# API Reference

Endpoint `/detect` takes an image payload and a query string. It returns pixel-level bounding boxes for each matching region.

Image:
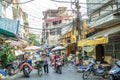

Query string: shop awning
[77,37,108,47]
[89,25,120,38]
[77,25,120,47]
[0,28,17,38]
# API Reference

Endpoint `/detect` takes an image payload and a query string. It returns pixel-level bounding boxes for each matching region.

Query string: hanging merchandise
[83,45,96,53]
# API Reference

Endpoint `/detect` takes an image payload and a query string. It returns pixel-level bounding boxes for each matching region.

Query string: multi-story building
[0,0,29,39]
[84,0,120,63]
[42,7,70,46]
[0,0,29,49]
[0,0,20,38]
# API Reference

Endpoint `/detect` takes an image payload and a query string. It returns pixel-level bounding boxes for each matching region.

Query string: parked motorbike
[82,59,111,80]
[5,62,17,76]
[109,61,120,80]
[55,58,62,74]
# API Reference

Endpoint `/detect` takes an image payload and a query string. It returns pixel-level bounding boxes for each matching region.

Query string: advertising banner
[0,18,20,35]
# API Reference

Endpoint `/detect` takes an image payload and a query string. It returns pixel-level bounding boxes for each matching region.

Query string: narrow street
[14,65,109,80]
[14,65,81,80]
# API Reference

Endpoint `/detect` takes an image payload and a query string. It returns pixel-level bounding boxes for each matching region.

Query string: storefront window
[105,35,120,59]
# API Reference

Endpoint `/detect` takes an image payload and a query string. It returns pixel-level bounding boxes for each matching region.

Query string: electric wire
[50,0,118,5]
[3,0,34,4]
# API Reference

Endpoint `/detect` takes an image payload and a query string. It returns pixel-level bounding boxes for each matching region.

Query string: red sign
[46,16,69,23]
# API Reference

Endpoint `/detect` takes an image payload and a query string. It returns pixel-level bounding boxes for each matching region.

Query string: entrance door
[96,44,104,61]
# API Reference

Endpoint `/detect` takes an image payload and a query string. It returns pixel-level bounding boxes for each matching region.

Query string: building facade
[86,0,120,63]
[42,7,70,46]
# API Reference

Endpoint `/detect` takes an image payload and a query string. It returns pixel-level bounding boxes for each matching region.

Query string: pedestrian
[76,49,83,66]
[42,53,49,74]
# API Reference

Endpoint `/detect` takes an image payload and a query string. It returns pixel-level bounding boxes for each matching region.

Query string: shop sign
[46,16,69,23]
[0,18,20,35]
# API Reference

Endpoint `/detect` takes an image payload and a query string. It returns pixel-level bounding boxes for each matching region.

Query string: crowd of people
[17,48,90,75]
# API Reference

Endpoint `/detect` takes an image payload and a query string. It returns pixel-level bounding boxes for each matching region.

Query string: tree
[28,33,40,46]
[1,43,15,68]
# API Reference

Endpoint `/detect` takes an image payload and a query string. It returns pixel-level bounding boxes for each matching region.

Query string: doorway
[96,44,104,61]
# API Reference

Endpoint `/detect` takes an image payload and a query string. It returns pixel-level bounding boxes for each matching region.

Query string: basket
[35,60,44,68]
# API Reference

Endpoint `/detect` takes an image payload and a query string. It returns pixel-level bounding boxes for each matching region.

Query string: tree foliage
[28,33,40,46]
[1,43,15,68]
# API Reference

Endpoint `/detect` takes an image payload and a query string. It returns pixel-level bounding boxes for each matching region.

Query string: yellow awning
[77,37,108,47]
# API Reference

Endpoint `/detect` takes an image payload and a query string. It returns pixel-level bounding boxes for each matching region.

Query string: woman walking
[42,53,49,74]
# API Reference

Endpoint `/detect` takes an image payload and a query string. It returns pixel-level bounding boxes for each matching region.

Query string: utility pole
[50,0,82,51]
[74,0,81,51]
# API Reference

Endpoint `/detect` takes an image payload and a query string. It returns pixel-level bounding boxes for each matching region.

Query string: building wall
[0,0,29,39]
[86,0,120,63]
[43,7,70,46]
[87,0,111,15]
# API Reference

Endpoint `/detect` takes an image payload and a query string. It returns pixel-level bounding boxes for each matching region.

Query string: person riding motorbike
[19,58,33,72]
[51,52,60,68]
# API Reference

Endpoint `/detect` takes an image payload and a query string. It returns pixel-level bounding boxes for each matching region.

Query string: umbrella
[23,46,41,51]
[51,46,66,51]
[10,41,22,47]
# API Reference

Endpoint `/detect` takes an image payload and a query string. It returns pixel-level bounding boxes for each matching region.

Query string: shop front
[77,25,120,63]
[66,42,76,56]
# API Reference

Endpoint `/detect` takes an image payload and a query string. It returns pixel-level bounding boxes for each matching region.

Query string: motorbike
[5,62,16,76]
[109,61,120,80]
[55,58,62,74]
[20,62,33,77]
[82,59,111,80]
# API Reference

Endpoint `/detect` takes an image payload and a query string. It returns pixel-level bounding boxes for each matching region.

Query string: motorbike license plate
[25,68,28,70]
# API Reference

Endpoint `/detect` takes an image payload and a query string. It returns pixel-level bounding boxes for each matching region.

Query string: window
[57,28,61,35]
[100,5,112,17]
[53,21,58,25]
[91,12,99,21]
[50,28,56,35]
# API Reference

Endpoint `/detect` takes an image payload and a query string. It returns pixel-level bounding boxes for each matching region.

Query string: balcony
[90,14,120,28]
[89,0,120,28]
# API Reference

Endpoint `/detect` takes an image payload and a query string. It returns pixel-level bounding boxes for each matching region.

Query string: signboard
[46,16,69,23]
[0,18,20,35]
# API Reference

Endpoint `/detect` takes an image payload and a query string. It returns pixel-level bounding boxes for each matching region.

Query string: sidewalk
[2,69,20,80]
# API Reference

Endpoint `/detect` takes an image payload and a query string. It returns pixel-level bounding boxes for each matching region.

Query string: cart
[35,60,44,77]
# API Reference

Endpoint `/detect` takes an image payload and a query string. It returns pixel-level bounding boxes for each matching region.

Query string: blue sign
[0,18,20,35]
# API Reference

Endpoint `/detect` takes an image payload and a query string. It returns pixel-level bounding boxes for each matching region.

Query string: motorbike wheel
[38,67,43,77]
[23,66,29,77]
[82,71,91,80]
[58,66,62,74]
[109,76,114,80]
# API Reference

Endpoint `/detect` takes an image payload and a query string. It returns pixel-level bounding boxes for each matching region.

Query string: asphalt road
[14,65,109,80]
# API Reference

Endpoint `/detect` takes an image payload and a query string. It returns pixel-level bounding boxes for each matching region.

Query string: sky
[20,0,87,34]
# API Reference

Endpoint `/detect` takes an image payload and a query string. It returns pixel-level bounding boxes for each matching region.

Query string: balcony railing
[89,0,120,28]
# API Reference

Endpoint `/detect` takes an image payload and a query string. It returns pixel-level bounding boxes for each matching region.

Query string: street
[14,65,109,80]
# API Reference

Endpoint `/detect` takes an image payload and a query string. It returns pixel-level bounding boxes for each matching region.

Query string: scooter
[82,59,111,80]
[109,61,120,80]
[20,62,33,77]
[55,58,62,74]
